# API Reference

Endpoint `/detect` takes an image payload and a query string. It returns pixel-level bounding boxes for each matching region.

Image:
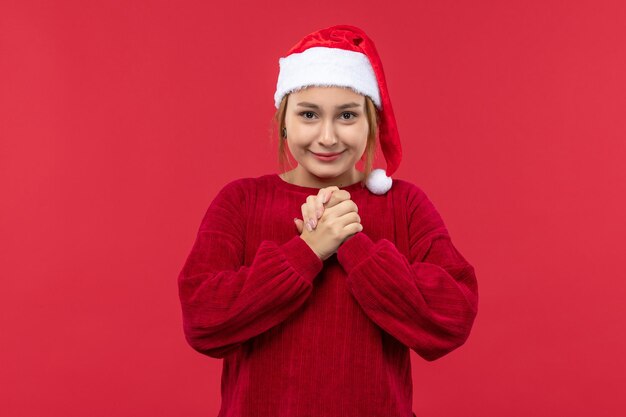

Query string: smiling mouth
[310,150,344,162]
[311,151,345,156]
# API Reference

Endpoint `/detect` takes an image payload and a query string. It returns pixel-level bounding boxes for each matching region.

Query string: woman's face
[284,86,369,186]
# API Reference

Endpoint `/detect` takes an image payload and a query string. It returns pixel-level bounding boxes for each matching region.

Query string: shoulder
[391,178,429,207]
[214,176,257,197]
[392,178,448,230]
[224,173,276,190]
[212,173,278,204]
[206,178,251,214]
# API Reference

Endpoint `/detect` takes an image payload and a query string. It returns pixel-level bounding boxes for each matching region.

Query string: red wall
[1,1,624,416]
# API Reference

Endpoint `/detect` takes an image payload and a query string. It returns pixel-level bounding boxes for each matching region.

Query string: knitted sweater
[177,173,479,417]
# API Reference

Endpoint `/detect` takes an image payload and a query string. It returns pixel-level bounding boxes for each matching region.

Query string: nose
[318,119,338,147]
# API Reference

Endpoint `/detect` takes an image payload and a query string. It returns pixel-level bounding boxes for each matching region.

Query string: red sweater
[177,173,478,417]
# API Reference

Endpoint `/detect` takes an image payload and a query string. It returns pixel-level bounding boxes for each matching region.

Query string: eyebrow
[296,101,362,110]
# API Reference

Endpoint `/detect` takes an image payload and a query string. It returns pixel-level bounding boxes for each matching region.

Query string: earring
[282,127,287,138]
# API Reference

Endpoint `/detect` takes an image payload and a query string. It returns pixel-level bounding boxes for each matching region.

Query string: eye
[299,111,317,119]
[340,112,357,120]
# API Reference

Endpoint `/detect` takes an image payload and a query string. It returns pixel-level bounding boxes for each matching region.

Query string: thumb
[294,218,304,234]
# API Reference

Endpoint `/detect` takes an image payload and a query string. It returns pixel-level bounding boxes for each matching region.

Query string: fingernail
[311,218,317,228]
[306,221,313,232]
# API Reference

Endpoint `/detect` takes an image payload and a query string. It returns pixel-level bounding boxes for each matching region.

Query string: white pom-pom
[365,168,393,195]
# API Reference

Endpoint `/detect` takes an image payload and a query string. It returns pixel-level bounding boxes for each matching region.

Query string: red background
[1,1,625,416]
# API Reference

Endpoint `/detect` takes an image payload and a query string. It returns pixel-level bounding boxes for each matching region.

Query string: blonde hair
[272,92,379,184]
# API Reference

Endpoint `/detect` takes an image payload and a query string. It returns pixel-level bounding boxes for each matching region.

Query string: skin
[279,86,368,259]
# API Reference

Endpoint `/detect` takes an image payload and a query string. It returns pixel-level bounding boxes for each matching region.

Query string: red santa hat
[274,24,402,195]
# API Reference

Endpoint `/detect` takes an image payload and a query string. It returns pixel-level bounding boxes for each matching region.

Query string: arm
[177,180,324,358]
[336,184,478,361]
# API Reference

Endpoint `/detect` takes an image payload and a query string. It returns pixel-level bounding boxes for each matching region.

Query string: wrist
[300,234,324,260]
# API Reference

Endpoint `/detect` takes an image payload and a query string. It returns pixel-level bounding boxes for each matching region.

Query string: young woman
[178,24,479,417]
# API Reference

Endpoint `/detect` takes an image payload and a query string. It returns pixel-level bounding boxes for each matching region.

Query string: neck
[281,167,364,189]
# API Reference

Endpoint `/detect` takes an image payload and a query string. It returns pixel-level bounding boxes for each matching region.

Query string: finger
[316,190,326,218]
[306,195,318,229]
[315,187,335,219]
[336,211,361,230]
[301,203,312,232]
[312,189,335,225]
[294,218,303,234]
[320,186,340,205]
[309,204,318,229]
[342,221,363,237]
[346,222,364,236]
[324,189,351,208]
[300,209,313,231]
[323,198,359,218]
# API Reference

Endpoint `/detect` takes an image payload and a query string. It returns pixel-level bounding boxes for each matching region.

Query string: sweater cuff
[336,232,377,274]
[280,235,324,284]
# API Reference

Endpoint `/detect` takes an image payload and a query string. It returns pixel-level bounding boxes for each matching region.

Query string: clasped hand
[294,186,363,261]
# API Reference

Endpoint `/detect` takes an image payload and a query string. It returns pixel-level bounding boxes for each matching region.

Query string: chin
[312,167,350,181]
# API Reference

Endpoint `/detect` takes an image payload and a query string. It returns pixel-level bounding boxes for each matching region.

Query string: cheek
[286,127,314,155]
[290,123,318,140]
[343,123,369,145]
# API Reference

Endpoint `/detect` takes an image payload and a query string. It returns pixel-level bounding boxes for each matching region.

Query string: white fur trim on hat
[274,47,381,109]
[365,168,392,195]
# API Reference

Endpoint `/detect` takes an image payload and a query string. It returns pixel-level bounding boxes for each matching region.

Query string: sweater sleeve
[177,180,324,359]
[335,184,479,361]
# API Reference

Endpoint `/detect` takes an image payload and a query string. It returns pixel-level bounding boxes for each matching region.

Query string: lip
[310,150,345,161]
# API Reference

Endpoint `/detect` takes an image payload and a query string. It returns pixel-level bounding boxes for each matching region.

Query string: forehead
[290,86,365,104]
